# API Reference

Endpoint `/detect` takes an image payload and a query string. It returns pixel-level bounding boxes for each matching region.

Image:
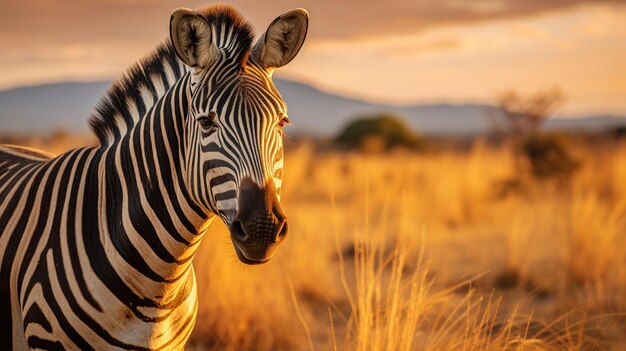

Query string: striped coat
[0,5,308,350]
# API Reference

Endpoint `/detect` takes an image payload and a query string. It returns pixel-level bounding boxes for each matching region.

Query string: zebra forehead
[209,95,286,121]
[200,74,287,116]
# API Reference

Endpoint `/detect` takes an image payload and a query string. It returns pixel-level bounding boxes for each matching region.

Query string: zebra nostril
[230,220,248,242]
[272,205,285,222]
[277,220,288,240]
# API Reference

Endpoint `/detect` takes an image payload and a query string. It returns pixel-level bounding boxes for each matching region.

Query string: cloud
[0,0,624,116]
[229,0,623,40]
[383,38,464,56]
[0,0,621,75]
[309,35,464,58]
[1,0,622,45]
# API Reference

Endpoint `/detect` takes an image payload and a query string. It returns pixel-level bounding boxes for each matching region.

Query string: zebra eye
[198,111,217,130]
[278,117,290,128]
[198,117,214,129]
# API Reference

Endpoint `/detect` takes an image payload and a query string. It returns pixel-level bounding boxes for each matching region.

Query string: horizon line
[0,78,624,119]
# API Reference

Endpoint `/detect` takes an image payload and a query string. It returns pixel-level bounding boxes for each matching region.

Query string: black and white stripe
[0,5,308,350]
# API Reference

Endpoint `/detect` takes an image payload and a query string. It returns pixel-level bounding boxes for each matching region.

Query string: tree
[492,88,578,182]
[335,113,423,152]
[493,88,564,137]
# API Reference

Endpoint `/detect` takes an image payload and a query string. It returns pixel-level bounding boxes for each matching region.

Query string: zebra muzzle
[229,178,287,264]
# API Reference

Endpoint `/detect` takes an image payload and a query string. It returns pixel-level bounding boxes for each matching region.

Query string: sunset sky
[1,0,624,116]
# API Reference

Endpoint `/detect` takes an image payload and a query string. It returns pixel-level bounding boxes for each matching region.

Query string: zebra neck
[96,74,212,287]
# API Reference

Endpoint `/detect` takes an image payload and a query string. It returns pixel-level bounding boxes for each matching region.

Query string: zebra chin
[227,177,288,265]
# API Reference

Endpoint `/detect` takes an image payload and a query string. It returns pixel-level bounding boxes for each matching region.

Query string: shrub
[611,125,626,140]
[517,134,579,180]
[335,113,423,152]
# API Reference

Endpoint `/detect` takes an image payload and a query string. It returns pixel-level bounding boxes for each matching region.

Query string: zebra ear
[170,8,214,68]
[252,9,309,71]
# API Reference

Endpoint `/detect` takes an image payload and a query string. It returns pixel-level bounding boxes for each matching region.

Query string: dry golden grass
[189,140,626,350]
[10,134,626,350]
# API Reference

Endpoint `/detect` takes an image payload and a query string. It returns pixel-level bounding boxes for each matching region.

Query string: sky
[0,0,625,116]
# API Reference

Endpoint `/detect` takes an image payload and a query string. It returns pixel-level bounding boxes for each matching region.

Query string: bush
[335,114,423,152]
[611,125,626,140]
[517,134,579,180]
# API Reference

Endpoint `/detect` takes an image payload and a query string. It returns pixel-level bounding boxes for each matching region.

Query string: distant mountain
[543,115,626,132]
[1,80,625,136]
[275,80,500,135]
[0,82,110,133]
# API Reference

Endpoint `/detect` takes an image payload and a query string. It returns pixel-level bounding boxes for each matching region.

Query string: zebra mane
[89,5,255,144]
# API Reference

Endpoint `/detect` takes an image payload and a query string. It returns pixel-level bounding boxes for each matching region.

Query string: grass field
[8,133,626,350]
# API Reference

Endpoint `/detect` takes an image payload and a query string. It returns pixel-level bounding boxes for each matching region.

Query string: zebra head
[169,6,308,264]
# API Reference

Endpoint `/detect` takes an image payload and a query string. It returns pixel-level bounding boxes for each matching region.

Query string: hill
[1,80,624,136]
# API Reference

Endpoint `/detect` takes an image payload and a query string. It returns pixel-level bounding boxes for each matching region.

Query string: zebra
[0,5,308,350]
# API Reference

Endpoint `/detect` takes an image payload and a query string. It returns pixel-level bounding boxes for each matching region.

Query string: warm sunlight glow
[0,2,624,116]
[284,4,626,115]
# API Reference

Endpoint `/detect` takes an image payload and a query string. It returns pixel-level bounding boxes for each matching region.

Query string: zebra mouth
[231,239,272,265]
